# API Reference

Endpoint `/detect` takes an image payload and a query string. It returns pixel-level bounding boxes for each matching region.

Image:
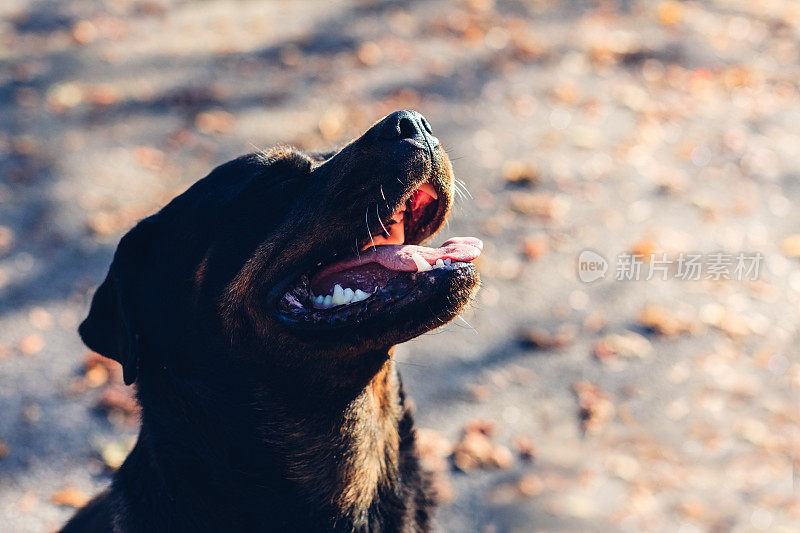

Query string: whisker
[454,178,473,199]
[376,204,390,236]
[393,361,432,368]
[453,181,469,204]
[457,315,478,334]
[366,209,376,250]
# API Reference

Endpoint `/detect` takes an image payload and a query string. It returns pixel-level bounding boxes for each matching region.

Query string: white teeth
[411,252,432,272]
[331,284,346,305]
[311,287,372,309]
[420,182,438,200]
[429,258,453,270]
[354,289,370,301]
[343,287,354,304]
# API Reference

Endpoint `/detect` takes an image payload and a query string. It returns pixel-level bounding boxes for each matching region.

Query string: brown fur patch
[336,359,401,521]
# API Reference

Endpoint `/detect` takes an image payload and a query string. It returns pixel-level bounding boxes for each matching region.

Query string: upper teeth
[313,284,372,309]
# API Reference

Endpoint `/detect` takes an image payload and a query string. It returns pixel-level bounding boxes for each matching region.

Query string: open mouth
[276,179,482,328]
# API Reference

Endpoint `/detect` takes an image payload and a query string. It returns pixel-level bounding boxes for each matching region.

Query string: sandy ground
[1,0,800,531]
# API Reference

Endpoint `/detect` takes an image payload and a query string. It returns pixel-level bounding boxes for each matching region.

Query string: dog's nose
[377,110,439,148]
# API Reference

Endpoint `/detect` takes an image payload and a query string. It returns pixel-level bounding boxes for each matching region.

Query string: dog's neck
[119,354,412,530]
[276,360,403,524]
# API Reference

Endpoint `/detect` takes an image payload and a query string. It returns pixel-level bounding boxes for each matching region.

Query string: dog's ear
[79,216,158,385]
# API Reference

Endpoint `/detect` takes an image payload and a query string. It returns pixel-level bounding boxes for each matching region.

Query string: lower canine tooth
[323,295,332,307]
[332,284,346,305]
[411,252,432,272]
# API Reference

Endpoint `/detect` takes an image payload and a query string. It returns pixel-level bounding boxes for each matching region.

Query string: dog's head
[79,111,481,401]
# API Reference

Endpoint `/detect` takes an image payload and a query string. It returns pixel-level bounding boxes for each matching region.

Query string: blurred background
[1,0,800,531]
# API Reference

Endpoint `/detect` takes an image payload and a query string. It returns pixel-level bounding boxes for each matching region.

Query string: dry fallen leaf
[510,192,569,221]
[451,419,513,472]
[699,304,751,339]
[51,488,89,508]
[574,381,615,435]
[462,419,497,436]
[521,236,549,260]
[86,84,120,107]
[637,305,697,337]
[513,435,536,461]
[195,110,235,135]
[519,327,573,350]
[502,160,541,186]
[593,332,653,361]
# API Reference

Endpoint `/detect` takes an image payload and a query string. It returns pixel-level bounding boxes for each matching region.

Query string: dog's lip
[275,262,478,331]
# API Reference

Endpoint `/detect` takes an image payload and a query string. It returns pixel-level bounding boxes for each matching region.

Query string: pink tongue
[370,236,483,270]
[313,237,483,282]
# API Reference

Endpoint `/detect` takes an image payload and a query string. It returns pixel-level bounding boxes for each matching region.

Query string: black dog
[62,111,482,532]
